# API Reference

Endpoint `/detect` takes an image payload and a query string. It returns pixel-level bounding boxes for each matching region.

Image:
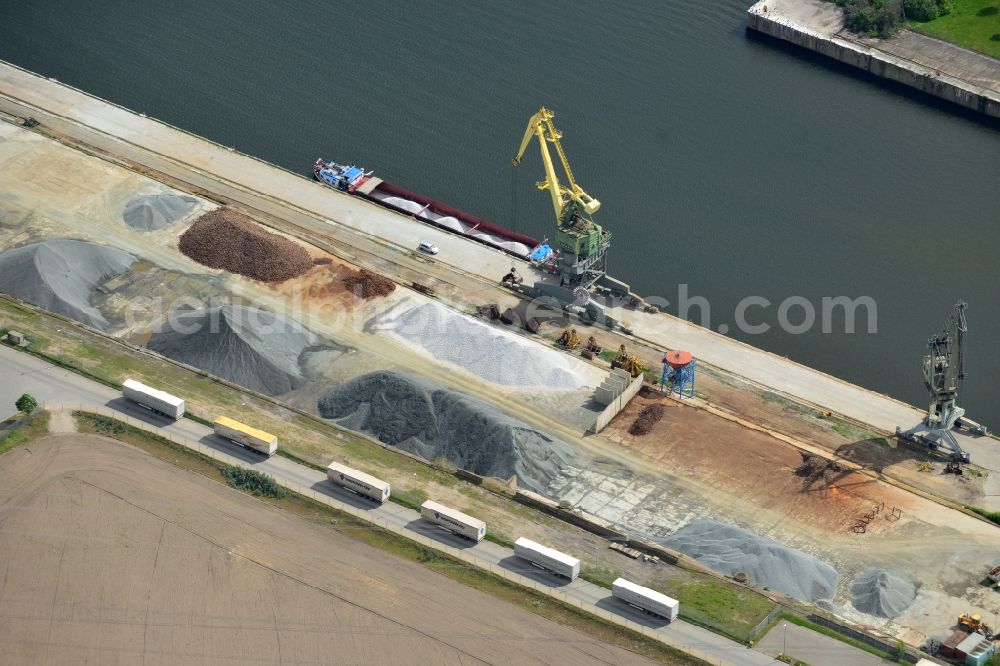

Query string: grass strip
[0,411,51,455]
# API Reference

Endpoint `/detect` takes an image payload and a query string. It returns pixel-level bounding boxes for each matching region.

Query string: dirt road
[0,434,659,665]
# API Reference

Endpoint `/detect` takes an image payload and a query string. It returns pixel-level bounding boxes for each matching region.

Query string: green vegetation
[907,0,1000,58]
[392,486,428,510]
[653,575,777,642]
[221,465,287,498]
[83,413,127,435]
[777,655,811,666]
[902,0,954,20]
[827,0,999,55]
[580,567,621,589]
[15,393,38,415]
[967,505,1000,526]
[833,0,906,37]
[0,411,50,456]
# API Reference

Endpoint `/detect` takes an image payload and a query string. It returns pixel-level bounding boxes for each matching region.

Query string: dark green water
[2,1,998,424]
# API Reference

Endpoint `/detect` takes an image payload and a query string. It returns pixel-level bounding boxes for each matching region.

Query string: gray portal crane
[896,301,988,462]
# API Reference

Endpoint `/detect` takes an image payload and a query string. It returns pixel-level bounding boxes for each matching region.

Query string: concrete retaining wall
[746,2,1000,118]
[593,373,645,433]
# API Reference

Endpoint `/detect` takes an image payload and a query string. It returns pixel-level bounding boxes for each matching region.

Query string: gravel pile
[660,519,839,602]
[850,569,916,617]
[147,305,317,396]
[317,370,577,493]
[629,404,665,435]
[343,268,395,298]
[179,208,311,282]
[123,192,198,230]
[374,302,586,389]
[0,239,136,329]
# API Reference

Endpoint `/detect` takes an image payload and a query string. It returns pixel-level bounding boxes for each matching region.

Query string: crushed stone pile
[850,569,916,618]
[343,268,395,298]
[374,302,586,389]
[179,208,311,282]
[661,519,839,602]
[147,305,317,396]
[0,239,136,330]
[629,404,665,436]
[317,370,577,494]
[123,192,198,230]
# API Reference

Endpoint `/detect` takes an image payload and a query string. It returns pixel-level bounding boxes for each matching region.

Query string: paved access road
[0,344,776,666]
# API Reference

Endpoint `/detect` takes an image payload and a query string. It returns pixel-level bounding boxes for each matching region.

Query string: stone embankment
[747,0,1000,118]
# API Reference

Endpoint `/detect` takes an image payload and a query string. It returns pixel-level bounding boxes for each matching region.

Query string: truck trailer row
[120,380,678,621]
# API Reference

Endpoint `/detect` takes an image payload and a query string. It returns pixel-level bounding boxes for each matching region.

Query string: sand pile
[317,370,577,493]
[343,268,395,298]
[374,302,586,389]
[629,404,665,435]
[661,519,839,602]
[850,569,916,617]
[123,192,198,230]
[0,239,136,329]
[147,305,317,396]
[179,208,311,281]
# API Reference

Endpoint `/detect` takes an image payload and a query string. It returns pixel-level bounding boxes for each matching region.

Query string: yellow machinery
[959,613,992,637]
[612,344,645,379]
[557,328,581,350]
[513,107,612,288]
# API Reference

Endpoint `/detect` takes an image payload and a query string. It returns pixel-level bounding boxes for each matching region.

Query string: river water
[2,0,998,425]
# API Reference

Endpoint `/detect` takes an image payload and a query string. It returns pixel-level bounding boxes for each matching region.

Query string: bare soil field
[0,433,660,666]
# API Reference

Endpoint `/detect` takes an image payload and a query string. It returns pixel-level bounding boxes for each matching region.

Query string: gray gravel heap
[661,519,839,602]
[122,192,198,230]
[147,305,317,396]
[317,370,577,493]
[0,239,136,329]
[850,569,916,618]
[375,302,585,389]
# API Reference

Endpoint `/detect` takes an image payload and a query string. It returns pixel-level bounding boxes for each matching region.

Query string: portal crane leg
[895,424,970,463]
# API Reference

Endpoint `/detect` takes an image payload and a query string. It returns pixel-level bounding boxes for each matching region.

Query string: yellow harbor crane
[513,107,613,289]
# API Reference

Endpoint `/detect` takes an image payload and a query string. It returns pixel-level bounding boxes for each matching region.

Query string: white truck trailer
[213,416,278,456]
[326,461,390,503]
[612,577,679,621]
[420,500,486,542]
[122,378,185,419]
[513,537,580,580]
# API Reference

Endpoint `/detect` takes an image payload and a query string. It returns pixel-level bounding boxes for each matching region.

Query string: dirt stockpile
[317,371,577,494]
[660,519,839,602]
[850,569,916,617]
[179,208,311,281]
[0,239,136,330]
[374,302,587,389]
[123,192,198,230]
[629,404,665,436]
[343,268,395,298]
[147,305,317,396]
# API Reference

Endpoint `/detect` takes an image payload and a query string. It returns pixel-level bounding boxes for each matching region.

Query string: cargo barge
[314,158,547,261]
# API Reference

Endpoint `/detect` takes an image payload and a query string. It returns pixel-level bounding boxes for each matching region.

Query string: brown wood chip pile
[179,208,311,282]
[342,268,395,298]
[629,404,665,436]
